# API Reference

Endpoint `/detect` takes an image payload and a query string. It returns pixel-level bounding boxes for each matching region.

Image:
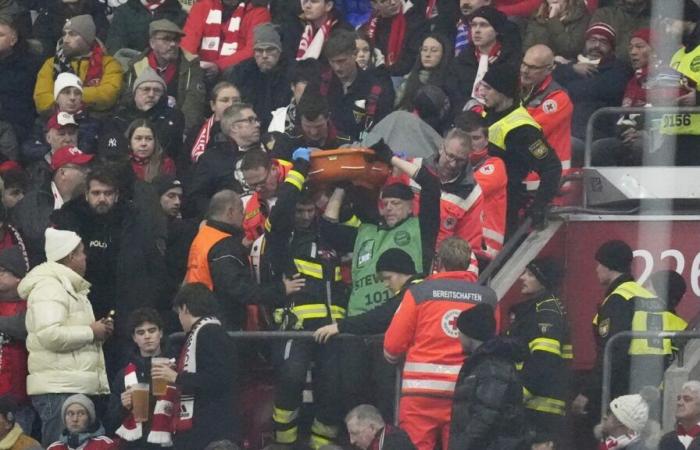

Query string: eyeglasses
[521,61,552,71]
[442,147,469,165]
[233,116,260,125]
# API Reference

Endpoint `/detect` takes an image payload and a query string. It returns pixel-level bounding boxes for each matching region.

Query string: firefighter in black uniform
[479,67,562,235]
[508,257,571,444]
[263,147,348,449]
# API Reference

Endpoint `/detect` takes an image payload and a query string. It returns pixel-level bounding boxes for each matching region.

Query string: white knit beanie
[44,228,81,262]
[54,72,83,100]
[610,394,649,433]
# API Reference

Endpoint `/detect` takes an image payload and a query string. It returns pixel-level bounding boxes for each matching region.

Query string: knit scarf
[115,362,175,446]
[296,16,337,61]
[190,115,216,162]
[598,432,639,450]
[424,0,437,18]
[173,317,221,433]
[148,51,177,86]
[471,42,502,98]
[367,0,410,67]
[199,1,247,62]
[53,40,105,86]
[141,0,166,11]
[454,19,469,56]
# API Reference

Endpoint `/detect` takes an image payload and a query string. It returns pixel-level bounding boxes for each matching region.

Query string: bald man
[521,45,574,183]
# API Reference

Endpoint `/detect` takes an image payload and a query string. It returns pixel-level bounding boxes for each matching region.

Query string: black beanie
[482,66,520,99]
[595,240,633,273]
[376,248,416,275]
[456,303,496,341]
[0,247,27,278]
[381,183,414,201]
[527,257,563,291]
[469,6,508,35]
[152,174,182,197]
[649,270,687,310]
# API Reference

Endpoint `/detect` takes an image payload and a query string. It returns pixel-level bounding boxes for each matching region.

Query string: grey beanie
[61,394,96,426]
[253,23,281,51]
[132,67,167,93]
[63,15,96,46]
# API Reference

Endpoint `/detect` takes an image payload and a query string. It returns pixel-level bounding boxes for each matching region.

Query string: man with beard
[590,0,651,64]
[34,15,123,114]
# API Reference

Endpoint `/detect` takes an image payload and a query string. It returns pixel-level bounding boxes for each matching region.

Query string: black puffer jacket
[0,47,40,143]
[448,337,528,450]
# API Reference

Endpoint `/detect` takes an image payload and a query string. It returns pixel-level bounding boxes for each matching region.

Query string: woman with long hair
[189,81,241,163]
[127,119,175,182]
[524,0,591,62]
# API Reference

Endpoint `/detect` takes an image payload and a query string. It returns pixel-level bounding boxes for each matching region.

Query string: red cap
[631,28,654,47]
[46,112,78,131]
[51,146,93,171]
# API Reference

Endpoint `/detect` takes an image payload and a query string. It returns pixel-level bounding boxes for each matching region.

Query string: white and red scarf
[471,42,502,99]
[173,317,221,433]
[366,0,412,67]
[141,0,167,11]
[200,1,247,62]
[191,115,216,162]
[115,362,175,446]
[296,16,337,61]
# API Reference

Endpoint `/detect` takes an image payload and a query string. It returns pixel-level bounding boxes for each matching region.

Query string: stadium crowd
[0,0,697,449]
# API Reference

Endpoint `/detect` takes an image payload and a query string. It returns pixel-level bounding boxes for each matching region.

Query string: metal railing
[169,331,402,425]
[600,330,700,419]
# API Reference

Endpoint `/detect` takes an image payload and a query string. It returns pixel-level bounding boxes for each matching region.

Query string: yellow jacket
[33,52,123,113]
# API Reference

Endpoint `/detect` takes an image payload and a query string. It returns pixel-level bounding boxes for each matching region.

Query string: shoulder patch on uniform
[528,140,549,159]
[692,56,700,72]
[543,99,558,114]
[598,318,610,338]
[539,323,553,334]
[479,163,495,175]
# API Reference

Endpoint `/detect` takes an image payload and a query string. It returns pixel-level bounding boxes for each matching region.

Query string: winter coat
[123,49,207,136]
[10,181,53,266]
[0,423,42,450]
[590,2,651,64]
[659,431,700,450]
[223,57,291,132]
[0,296,29,405]
[447,337,527,450]
[33,49,124,114]
[0,48,40,144]
[278,13,353,64]
[31,0,110,58]
[19,261,110,396]
[523,2,591,61]
[106,0,187,54]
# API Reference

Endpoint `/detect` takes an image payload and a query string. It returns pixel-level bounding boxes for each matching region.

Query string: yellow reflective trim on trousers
[285,170,305,191]
[273,407,299,424]
[275,427,298,444]
[562,344,573,359]
[529,337,562,356]
[342,215,361,228]
[522,387,565,416]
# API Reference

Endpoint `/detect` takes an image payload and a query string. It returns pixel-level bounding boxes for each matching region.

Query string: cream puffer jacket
[19,262,109,396]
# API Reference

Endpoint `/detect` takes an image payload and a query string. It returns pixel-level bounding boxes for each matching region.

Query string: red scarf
[84,43,105,87]
[199,1,247,62]
[147,51,177,86]
[677,423,700,437]
[141,0,166,11]
[296,16,336,60]
[474,41,502,64]
[115,362,175,446]
[425,0,437,18]
[622,67,648,107]
[191,115,216,162]
[367,9,406,67]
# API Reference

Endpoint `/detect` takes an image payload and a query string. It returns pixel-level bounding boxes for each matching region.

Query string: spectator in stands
[520,45,573,172]
[453,111,508,259]
[323,29,394,141]
[0,248,31,433]
[659,380,700,449]
[280,0,352,61]
[359,0,428,76]
[453,6,522,111]
[268,59,322,134]
[553,22,631,141]
[180,0,272,80]
[1,168,28,212]
[12,146,92,266]
[51,166,168,376]
[106,0,186,54]
[523,0,591,62]
[48,394,116,450]
[354,30,382,71]
[101,69,185,170]
[34,15,123,114]
[596,389,657,450]
[345,404,415,450]
[395,33,459,115]
[440,0,491,57]
[0,397,41,450]
[127,119,176,182]
[122,20,207,138]
[23,112,79,183]
[20,228,112,447]
[590,0,650,64]
[151,283,238,449]
[184,190,303,329]
[478,68,561,234]
[223,24,291,132]
[188,103,267,214]
[190,82,241,163]
[0,16,39,145]
[106,308,171,448]
[448,303,526,450]
[384,237,497,450]
[269,92,351,162]
[31,0,110,58]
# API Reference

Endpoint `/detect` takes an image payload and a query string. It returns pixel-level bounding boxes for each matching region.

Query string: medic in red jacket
[383,239,499,450]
